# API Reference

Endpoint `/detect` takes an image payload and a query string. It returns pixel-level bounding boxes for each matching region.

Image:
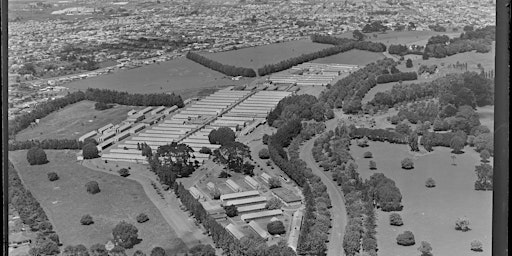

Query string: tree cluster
[388,44,424,56]
[474,163,493,191]
[147,142,199,188]
[186,51,256,77]
[376,71,418,84]
[362,21,389,33]
[212,142,254,176]
[10,139,84,151]
[113,221,140,249]
[267,94,326,127]
[366,173,403,211]
[350,127,408,145]
[208,127,236,146]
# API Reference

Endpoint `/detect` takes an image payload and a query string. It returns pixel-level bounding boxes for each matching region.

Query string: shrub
[83,143,100,159]
[224,205,238,217]
[27,147,49,165]
[401,158,414,169]
[150,247,166,256]
[95,102,113,110]
[479,149,490,163]
[268,177,282,188]
[265,197,283,210]
[218,171,231,178]
[389,213,403,226]
[258,148,270,159]
[212,189,221,200]
[80,214,94,225]
[418,241,433,256]
[396,231,415,246]
[363,151,373,158]
[118,168,130,177]
[455,217,470,231]
[267,220,286,235]
[85,181,101,194]
[136,213,149,223]
[47,172,59,181]
[369,160,377,170]
[425,178,436,188]
[199,147,212,154]
[357,137,369,147]
[470,240,483,252]
[262,134,270,145]
[406,58,413,68]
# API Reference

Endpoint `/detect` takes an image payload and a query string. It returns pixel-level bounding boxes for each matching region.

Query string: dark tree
[401,158,414,169]
[389,213,404,226]
[218,171,231,178]
[258,148,270,159]
[133,250,146,256]
[27,147,49,165]
[470,240,483,252]
[268,177,282,188]
[90,244,108,256]
[199,147,212,154]
[267,221,286,235]
[113,221,140,249]
[110,246,127,256]
[118,168,130,177]
[450,135,465,154]
[479,149,490,163]
[62,245,89,256]
[47,172,59,181]
[418,241,433,256]
[455,217,470,232]
[406,58,413,68]
[353,29,365,41]
[425,178,436,188]
[396,231,415,246]
[224,205,238,217]
[396,123,411,135]
[369,160,377,170]
[474,163,493,191]
[408,133,420,151]
[363,151,373,158]
[136,213,149,223]
[85,181,100,194]
[80,214,94,225]
[188,244,216,256]
[208,127,236,146]
[82,143,100,159]
[150,247,166,256]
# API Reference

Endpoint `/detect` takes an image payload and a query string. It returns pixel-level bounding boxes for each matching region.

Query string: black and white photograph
[2,1,508,256]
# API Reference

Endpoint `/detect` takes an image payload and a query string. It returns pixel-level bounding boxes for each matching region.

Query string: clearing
[8,150,187,255]
[350,142,492,256]
[15,100,141,141]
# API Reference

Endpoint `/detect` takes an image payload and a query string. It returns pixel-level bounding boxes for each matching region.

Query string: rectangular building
[244,176,260,189]
[287,210,304,252]
[226,179,241,192]
[98,123,114,134]
[248,221,270,240]
[78,130,97,142]
[225,223,245,240]
[224,196,267,207]
[220,190,260,202]
[240,210,283,222]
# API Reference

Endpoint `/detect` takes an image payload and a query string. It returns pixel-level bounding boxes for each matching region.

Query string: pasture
[203,40,332,69]
[310,49,386,66]
[8,150,187,255]
[350,142,492,256]
[63,57,253,99]
[15,100,140,141]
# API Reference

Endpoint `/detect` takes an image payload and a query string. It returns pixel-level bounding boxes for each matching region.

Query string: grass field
[15,100,141,141]
[476,105,494,131]
[349,142,492,256]
[311,49,386,66]
[331,30,461,46]
[9,150,187,255]
[63,57,253,99]
[203,40,332,69]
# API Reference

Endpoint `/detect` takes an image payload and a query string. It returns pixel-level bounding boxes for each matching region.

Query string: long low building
[224,196,267,207]
[78,130,97,142]
[248,221,271,240]
[240,209,283,222]
[287,209,304,252]
[225,223,245,240]
[220,190,260,202]
[237,203,267,214]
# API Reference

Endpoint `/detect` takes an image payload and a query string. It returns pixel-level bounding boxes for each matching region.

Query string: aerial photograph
[6,0,498,256]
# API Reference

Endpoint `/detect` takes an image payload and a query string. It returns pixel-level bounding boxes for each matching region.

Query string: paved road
[299,119,347,256]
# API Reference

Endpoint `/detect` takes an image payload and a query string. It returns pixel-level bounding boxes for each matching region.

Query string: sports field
[350,142,492,256]
[203,40,333,69]
[9,150,187,255]
[63,57,253,99]
[15,100,141,141]
[311,49,386,66]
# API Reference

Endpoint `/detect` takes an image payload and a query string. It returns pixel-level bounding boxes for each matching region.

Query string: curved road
[299,120,347,256]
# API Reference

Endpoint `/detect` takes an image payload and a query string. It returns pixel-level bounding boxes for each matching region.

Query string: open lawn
[15,100,141,141]
[350,142,492,256]
[476,105,494,131]
[63,57,253,99]
[9,150,187,255]
[311,49,386,66]
[203,40,332,69]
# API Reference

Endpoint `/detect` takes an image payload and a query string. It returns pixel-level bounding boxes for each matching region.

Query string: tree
[325,108,335,119]
[262,134,270,145]
[475,163,493,190]
[418,241,433,256]
[268,177,282,188]
[389,213,403,226]
[63,245,90,256]
[112,221,140,249]
[189,244,216,256]
[450,135,465,154]
[83,143,100,159]
[363,151,373,158]
[425,178,436,188]
[408,133,419,151]
[141,144,153,157]
[258,148,270,159]
[396,123,411,135]
[212,189,221,200]
[136,213,149,223]
[30,240,60,256]
[455,217,470,232]
[208,127,236,146]
[80,214,94,225]
[406,58,413,68]
[85,181,100,194]
[118,168,130,177]
[110,246,127,256]
[470,240,483,252]
[199,147,212,154]
[133,250,146,256]
[27,147,49,165]
[479,149,491,163]
[90,244,108,256]
[357,137,369,147]
[396,231,415,246]
[218,171,231,178]
[401,158,414,169]
[47,172,59,181]
[224,205,238,217]
[369,160,377,170]
[266,197,283,210]
[267,221,286,235]
[150,247,166,256]
[353,29,365,41]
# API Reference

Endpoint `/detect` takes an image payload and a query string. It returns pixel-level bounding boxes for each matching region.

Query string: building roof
[248,221,270,239]
[240,209,283,222]
[225,223,245,240]
[237,203,267,213]
[225,196,267,206]
[220,190,260,201]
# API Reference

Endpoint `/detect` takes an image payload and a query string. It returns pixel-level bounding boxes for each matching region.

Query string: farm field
[15,100,141,141]
[310,49,386,66]
[350,142,492,256]
[202,39,332,69]
[8,150,187,255]
[331,30,461,46]
[63,57,253,99]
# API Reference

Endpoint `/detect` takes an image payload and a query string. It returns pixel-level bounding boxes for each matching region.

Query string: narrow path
[299,119,347,256]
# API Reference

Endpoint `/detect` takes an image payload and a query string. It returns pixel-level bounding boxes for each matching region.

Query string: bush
[85,181,101,194]
[218,171,231,178]
[470,240,483,252]
[406,58,413,68]
[224,205,238,217]
[389,213,403,226]
[82,143,100,159]
[396,231,415,246]
[425,178,436,188]
[369,160,377,170]
[47,172,59,181]
[199,147,212,154]
[265,197,283,210]
[479,149,490,163]
[258,148,270,159]
[95,102,114,110]
[401,158,414,169]
[112,221,140,249]
[150,247,166,256]
[267,220,286,235]
[363,151,373,158]
[268,177,282,188]
[418,241,433,256]
[455,217,470,231]
[27,147,49,165]
[80,214,94,225]
[212,189,221,200]
[357,137,369,147]
[262,134,270,145]
[118,168,130,177]
[136,213,149,223]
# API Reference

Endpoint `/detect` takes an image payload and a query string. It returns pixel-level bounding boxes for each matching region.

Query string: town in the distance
[7,0,495,256]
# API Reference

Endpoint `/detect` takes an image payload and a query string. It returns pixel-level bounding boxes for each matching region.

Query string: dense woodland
[267,94,327,128]
[186,51,257,77]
